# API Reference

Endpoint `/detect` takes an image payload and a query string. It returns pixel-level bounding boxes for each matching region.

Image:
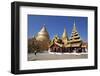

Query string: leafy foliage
[28,38,50,53]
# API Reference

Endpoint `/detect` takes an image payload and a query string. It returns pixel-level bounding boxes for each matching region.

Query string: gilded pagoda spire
[62,28,68,45]
[40,24,47,32]
[62,28,67,38]
[72,21,77,32]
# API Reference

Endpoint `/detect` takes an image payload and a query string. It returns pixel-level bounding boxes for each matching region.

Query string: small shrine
[49,35,65,53]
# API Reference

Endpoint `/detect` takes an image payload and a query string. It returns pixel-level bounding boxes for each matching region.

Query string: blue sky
[28,15,88,42]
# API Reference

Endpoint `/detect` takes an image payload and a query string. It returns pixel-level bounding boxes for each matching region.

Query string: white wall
[0,0,99,76]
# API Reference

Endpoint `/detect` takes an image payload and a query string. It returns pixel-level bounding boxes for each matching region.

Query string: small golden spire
[62,27,68,45]
[40,24,47,32]
[62,28,67,39]
[73,20,77,32]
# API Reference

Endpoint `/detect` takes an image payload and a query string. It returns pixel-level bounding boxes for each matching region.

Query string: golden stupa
[36,25,50,41]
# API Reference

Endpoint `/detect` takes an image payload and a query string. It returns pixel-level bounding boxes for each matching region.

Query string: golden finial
[62,27,67,38]
[73,20,77,32]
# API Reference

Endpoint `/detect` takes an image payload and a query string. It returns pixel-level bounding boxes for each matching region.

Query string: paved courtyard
[28,51,88,61]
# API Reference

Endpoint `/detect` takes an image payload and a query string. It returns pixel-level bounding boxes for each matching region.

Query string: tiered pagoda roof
[68,21,82,47]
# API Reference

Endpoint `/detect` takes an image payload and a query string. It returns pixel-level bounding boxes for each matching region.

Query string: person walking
[34,50,37,56]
